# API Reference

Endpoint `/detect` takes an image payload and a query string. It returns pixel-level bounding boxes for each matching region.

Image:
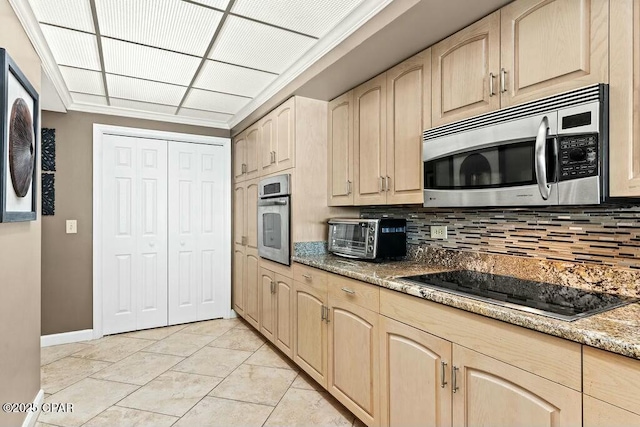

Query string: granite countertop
[292,253,640,360]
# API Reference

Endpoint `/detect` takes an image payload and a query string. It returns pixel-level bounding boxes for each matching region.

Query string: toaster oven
[327,218,406,261]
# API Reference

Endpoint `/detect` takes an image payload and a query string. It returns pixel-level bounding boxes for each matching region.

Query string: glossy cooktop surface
[400,270,638,321]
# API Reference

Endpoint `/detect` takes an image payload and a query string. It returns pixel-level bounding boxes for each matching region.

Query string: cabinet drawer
[584,346,640,415]
[293,264,327,292]
[584,395,640,426]
[329,274,379,313]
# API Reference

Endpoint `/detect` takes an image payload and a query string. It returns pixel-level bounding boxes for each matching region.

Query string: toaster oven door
[328,222,371,258]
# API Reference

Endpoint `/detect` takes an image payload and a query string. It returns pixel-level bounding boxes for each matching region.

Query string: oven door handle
[534,116,551,200]
[259,199,288,206]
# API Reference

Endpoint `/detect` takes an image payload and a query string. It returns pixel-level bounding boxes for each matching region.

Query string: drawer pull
[452,366,459,393]
[302,274,312,279]
[341,287,356,295]
[441,361,448,388]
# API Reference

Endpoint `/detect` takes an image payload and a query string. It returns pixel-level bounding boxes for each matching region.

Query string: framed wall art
[0,48,39,222]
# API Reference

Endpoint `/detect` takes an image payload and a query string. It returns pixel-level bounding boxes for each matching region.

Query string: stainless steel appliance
[423,84,609,207]
[258,174,291,266]
[400,270,637,321]
[328,218,406,261]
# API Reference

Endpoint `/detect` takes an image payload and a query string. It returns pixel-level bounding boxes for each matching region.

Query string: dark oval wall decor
[9,97,34,197]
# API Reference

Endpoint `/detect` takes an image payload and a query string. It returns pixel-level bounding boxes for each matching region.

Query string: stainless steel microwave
[328,218,406,261]
[422,84,608,207]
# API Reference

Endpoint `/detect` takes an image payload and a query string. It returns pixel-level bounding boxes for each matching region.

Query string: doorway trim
[93,123,231,339]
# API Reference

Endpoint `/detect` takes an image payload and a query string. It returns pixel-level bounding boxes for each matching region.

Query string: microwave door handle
[535,116,551,200]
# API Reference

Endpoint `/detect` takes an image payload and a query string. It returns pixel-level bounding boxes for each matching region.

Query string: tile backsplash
[361,205,640,269]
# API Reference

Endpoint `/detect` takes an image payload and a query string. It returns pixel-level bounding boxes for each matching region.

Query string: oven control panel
[558,134,598,181]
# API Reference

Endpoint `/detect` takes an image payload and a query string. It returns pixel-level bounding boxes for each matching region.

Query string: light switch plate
[66,220,78,234]
[430,225,447,239]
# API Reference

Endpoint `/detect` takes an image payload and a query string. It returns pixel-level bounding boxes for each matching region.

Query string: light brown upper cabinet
[354,73,388,205]
[327,91,354,206]
[274,97,296,173]
[233,130,247,182]
[432,11,500,127]
[432,0,609,126]
[386,49,431,204]
[500,0,608,107]
[245,124,260,181]
[259,115,275,176]
[609,0,640,197]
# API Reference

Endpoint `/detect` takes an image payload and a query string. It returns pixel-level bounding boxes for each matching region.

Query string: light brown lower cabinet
[452,344,582,427]
[292,280,328,388]
[379,315,452,427]
[328,297,379,427]
[244,249,260,329]
[259,268,293,358]
[583,395,640,427]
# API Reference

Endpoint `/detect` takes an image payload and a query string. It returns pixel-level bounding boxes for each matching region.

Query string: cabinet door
[259,116,275,176]
[354,73,387,205]
[500,0,608,108]
[386,49,430,205]
[293,280,328,388]
[232,245,245,316]
[274,98,295,172]
[379,316,452,427]
[584,395,640,427]
[328,297,379,426]
[244,249,260,329]
[609,0,640,197]
[260,268,275,342]
[327,91,354,206]
[233,182,245,246]
[233,131,246,182]
[245,180,259,251]
[274,275,293,358]
[245,125,260,180]
[432,11,500,126]
[452,344,581,427]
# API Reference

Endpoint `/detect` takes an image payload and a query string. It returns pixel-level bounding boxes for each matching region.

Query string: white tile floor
[37,318,363,427]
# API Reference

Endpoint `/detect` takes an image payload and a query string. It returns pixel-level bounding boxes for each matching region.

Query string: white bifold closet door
[103,134,168,335]
[168,142,226,324]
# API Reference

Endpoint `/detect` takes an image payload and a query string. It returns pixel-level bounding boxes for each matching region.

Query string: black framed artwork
[0,48,39,222]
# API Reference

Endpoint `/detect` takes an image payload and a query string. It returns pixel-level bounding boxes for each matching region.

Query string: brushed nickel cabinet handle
[452,366,459,393]
[385,176,390,192]
[270,280,275,294]
[302,274,312,280]
[325,306,331,323]
[489,72,496,96]
[500,68,507,93]
[379,176,385,192]
[271,151,276,164]
[321,305,325,321]
[346,180,352,195]
[341,287,356,294]
[441,361,448,388]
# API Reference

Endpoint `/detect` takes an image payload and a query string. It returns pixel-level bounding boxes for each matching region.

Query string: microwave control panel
[558,134,598,181]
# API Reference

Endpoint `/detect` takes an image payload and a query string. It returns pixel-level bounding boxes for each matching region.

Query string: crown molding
[67,102,231,129]
[8,0,73,109]
[228,0,394,128]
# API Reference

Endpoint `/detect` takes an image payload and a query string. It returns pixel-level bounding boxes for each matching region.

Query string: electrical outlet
[66,220,78,234]
[430,225,447,239]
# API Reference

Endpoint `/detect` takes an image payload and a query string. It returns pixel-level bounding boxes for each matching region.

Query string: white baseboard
[229,309,238,319]
[41,329,94,347]
[21,389,43,427]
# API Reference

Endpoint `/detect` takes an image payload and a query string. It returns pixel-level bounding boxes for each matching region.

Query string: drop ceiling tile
[232,0,363,38]
[71,92,108,105]
[95,0,223,56]
[102,38,201,86]
[110,98,177,115]
[106,74,186,106]
[178,108,233,122]
[183,88,250,114]
[41,25,101,70]
[59,66,105,95]
[30,0,95,32]
[190,0,230,10]
[194,60,276,98]
[209,16,316,74]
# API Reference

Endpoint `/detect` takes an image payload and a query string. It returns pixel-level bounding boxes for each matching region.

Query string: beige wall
[0,1,42,426]
[41,111,228,335]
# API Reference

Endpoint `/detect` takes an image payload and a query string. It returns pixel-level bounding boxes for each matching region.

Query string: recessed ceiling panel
[71,92,108,105]
[110,98,177,115]
[190,0,230,10]
[59,66,105,95]
[232,0,363,38]
[102,38,201,86]
[183,88,250,114]
[194,60,276,98]
[95,0,223,56]
[179,108,233,122]
[106,74,186,106]
[209,16,316,74]
[41,25,101,70]
[29,0,95,33]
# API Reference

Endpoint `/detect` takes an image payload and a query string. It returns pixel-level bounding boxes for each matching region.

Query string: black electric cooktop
[400,270,638,321]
